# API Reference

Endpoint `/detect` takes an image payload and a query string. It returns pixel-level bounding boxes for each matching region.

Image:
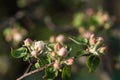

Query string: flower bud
[102,13,109,22]
[34,41,45,51]
[51,52,56,57]
[98,37,103,42]
[53,61,61,69]
[83,31,92,38]
[86,8,94,16]
[97,37,104,44]
[66,57,74,65]
[24,38,32,46]
[49,36,56,43]
[57,47,67,57]
[56,34,65,43]
[89,25,95,32]
[78,27,85,33]
[54,42,62,50]
[89,34,96,45]
[31,51,37,58]
[99,46,106,53]
[13,33,22,42]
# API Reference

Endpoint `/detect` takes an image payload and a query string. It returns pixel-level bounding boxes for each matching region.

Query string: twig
[16,63,53,80]
[24,63,32,74]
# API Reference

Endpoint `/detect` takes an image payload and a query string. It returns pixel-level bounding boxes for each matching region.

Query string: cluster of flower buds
[76,9,114,39]
[50,35,74,69]
[96,11,110,25]
[24,36,74,70]
[85,8,112,27]
[53,42,67,57]
[88,34,106,55]
[53,57,74,69]
[3,26,27,46]
[24,38,45,58]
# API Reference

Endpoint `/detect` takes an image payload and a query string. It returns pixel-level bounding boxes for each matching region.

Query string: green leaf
[69,36,88,45]
[62,66,71,80]
[43,66,58,80]
[11,47,27,58]
[87,55,100,72]
[23,55,30,61]
[38,55,51,67]
[3,28,12,36]
[75,50,86,58]
[46,43,55,51]
[66,41,83,57]
[35,62,40,68]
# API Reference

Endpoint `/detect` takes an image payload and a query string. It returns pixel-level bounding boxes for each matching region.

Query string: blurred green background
[0,0,120,80]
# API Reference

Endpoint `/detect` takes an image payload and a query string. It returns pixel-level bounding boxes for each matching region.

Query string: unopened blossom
[49,36,56,43]
[24,38,32,46]
[99,46,106,53]
[51,52,56,57]
[78,27,85,33]
[31,51,37,58]
[13,33,22,42]
[89,34,96,45]
[57,47,67,57]
[56,34,65,42]
[54,42,62,50]
[102,13,109,22]
[86,8,94,16]
[53,61,61,69]
[98,37,103,42]
[83,31,92,38]
[66,57,74,65]
[34,41,45,51]
[97,37,104,44]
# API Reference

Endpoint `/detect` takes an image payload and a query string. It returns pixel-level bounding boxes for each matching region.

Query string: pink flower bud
[24,38,32,46]
[86,8,94,16]
[49,36,56,43]
[13,33,22,42]
[99,46,106,53]
[98,37,103,42]
[102,13,109,22]
[51,52,56,57]
[31,51,37,58]
[66,57,74,65]
[97,37,104,44]
[54,42,62,50]
[34,41,45,51]
[89,34,96,45]
[53,61,61,69]
[58,47,67,57]
[83,31,92,38]
[56,34,65,42]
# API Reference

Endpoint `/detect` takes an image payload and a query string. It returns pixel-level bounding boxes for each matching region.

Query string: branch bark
[24,63,32,74]
[16,63,53,80]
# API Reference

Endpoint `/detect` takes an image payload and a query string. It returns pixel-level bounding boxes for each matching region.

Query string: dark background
[0,0,120,80]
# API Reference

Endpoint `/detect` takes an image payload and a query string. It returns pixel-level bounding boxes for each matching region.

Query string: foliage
[11,34,106,80]
[0,0,118,80]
